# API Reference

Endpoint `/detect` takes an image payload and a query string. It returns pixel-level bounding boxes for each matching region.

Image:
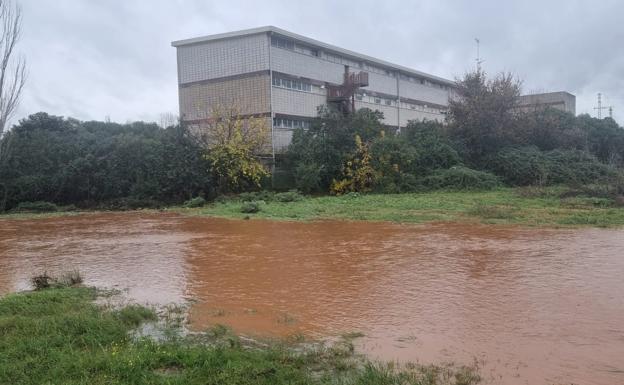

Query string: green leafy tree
[0,113,211,211]
[287,106,385,192]
[447,68,521,166]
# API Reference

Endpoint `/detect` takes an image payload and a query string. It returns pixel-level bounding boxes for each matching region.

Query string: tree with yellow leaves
[192,105,270,194]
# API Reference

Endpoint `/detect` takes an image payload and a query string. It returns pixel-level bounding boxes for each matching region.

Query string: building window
[385,99,392,106]
[271,36,294,50]
[374,98,381,104]
[274,118,311,129]
[355,94,363,101]
[272,77,312,92]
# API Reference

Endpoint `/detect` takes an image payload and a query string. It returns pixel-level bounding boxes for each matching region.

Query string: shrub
[58,270,84,287]
[545,149,616,185]
[184,196,206,208]
[239,191,274,202]
[490,147,617,186]
[31,272,53,290]
[14,201,58,213]
[274,190,303,202]
[294,162,322,194]
[30,270,83,290]
[240,201,261,213]
[101,198,163,210]
[489,147,549,186]
[421,167,499,190]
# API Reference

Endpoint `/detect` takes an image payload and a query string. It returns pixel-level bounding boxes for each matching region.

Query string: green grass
[177,187,624,228]
[0,287,480,385]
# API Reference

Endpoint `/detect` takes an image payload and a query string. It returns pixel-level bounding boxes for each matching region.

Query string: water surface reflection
[1,213,623,385]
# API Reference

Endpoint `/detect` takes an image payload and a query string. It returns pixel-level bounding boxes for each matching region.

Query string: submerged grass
[0,287,481,385]
[179,187,624,228]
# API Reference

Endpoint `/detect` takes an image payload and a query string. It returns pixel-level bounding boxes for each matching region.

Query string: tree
[447,68,521,166]
[192,104,270,155]
[330,134,378,195]
[287,106,385,192]
[193,105,270,194]
[0,113,212,211]
[0,0,26,137]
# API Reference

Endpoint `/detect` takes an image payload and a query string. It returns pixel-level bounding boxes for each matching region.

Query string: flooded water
[1,212,623,385]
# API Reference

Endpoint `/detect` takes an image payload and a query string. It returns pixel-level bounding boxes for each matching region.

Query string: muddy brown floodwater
[1,212,623,384]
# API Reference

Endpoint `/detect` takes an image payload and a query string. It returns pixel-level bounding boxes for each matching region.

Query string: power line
[594,93,613,119]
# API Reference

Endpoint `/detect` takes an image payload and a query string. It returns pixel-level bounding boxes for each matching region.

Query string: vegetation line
[0,283,480,385]
[177,187,624,228]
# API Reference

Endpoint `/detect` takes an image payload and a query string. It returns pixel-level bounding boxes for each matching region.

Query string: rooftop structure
[517,91,576,115]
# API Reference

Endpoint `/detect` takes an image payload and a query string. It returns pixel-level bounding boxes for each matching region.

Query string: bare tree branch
[0,0,26,137]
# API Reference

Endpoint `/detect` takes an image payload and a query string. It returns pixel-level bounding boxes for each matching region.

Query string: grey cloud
[12,0,624,125]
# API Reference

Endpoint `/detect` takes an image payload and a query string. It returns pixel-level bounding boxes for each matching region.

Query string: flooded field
[1,212,623,385]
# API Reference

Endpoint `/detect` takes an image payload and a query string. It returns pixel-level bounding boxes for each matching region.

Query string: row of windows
[273,117,311,129]
[355,93,395,106]
[271,36,451,91]
[272,76,313,92]
[355,93,445,114]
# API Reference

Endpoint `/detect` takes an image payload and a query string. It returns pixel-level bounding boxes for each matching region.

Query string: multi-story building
[516,91,576,115]
[172,26,456,156]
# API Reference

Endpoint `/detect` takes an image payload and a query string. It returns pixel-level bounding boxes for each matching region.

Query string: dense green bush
[274,190,303,202]
[402,120,461,173]
[287,107,385,193]
[239,191,274,202]
[184,196,206,208]
[13,201,58,213]
[490,147,616,186]
[488,147,550,186]
[545,149,616,185]
[421,167,499,190]
[0,113,212,211]
[293,162,322,194]
[240,201,261,213]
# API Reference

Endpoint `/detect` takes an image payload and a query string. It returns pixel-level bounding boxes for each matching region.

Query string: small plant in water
[276,313,296,325]
[30,270,84,290]
[58,269,84,286]
[30,272,53,290]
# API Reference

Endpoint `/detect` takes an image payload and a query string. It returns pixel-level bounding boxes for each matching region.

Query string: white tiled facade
[173,26,456,154]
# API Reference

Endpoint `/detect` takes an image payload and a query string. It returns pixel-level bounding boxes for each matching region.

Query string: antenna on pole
[594,93,613,119]
[475,38,484,69]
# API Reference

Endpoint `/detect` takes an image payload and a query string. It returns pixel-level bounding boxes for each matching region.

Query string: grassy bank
[178,187,624,227]
[0,287,479,385]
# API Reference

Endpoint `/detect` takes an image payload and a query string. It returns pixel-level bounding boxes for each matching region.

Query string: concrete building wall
[177,34,269,84]
[179,74,271,121]
[273,127,294,151]
[365,72,398,95]
[355,101,399,125]
[272,87,326,117]
[270,47,344,84]
[399,107,444,126]
[517,92,576,115]
[399,79,449,106]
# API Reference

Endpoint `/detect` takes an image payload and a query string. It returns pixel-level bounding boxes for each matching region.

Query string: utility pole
[594,93,613,119]
[474,38,484,70]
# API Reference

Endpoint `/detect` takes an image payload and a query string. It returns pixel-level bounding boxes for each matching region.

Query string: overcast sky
[12,0,624,126]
